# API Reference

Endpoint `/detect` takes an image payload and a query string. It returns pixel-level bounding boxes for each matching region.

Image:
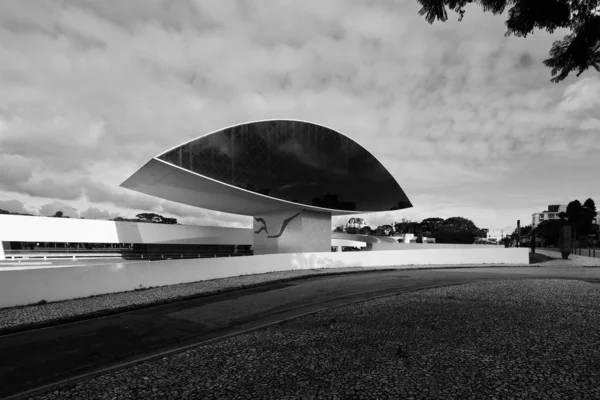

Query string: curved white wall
[0,248,529,308]
[373,243,502,251]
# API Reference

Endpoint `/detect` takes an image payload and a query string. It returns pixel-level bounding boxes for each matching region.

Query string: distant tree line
[336,216,488,244]
[113,213,178,225]
[0,208,35,216]
[0,207,178,225]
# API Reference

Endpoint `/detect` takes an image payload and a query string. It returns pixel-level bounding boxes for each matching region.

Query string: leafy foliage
[134,213,178,224]
[512,224,532,236]
[419,217,445,233]
[359,226,374,235]
[434,224,476,243]
[0,208,34,216]
[534,219,562,246]
[565,198,597,237]
[374,225,395,236]
[416,0,600,82]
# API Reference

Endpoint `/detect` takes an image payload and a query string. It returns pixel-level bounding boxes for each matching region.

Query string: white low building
[0,214,253,261]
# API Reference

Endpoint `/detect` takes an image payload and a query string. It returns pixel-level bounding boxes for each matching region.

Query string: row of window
[3,242,134,251]
[2,242,253,258]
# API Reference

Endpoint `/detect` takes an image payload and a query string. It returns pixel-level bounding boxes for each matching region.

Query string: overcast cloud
[0,0,598,235]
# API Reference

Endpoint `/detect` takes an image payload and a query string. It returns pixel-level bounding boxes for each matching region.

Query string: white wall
[0,248,529,308]
[331,239,367,248]
[0,214,252,246]
[253,210,331,255]
[300,210,332,253]
[372,243,504,251]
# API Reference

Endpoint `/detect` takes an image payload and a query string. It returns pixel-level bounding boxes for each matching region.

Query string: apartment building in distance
[532,204,567,229]
[532,204,599,229]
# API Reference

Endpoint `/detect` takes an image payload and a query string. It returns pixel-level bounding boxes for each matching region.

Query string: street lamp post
[559,223,572,260]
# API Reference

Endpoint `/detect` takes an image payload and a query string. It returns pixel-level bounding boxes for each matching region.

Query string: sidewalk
[540,246,600,259]
[534,249,600,267]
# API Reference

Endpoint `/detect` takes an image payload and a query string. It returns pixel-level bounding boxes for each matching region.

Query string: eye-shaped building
[121,119,412,254]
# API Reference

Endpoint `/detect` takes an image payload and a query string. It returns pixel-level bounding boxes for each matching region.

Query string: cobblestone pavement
[32,279,600,400]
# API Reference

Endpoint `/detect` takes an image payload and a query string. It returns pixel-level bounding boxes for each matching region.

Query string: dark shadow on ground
[529,252,556,264]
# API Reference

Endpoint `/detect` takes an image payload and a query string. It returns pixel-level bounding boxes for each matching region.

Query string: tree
[475,228,490,239]
[375,225,395,236]
[0,208,8,214]
[416,0,600,83]
[443,217,478,234]
[512,225,532,237]
[420,217,444,233]
[359,226,373,235]
[534,219,562,246]
[54,211,63,218]
[136,213,162,223]
[135,213,178,224]
[558,211,567,222]
[582,197,598,235]
[394,221,419,234]
[566,199,587,237]
[434,225,475,244]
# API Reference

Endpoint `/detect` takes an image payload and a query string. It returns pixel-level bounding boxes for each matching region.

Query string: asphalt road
[1,265,600,399]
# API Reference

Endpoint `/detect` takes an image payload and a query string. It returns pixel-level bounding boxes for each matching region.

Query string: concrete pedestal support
[253,209,332,255]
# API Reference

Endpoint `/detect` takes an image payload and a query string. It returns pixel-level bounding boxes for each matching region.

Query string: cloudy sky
[1,0,599,236]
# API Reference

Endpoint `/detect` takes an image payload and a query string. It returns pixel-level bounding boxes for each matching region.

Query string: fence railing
[536,246,599,258]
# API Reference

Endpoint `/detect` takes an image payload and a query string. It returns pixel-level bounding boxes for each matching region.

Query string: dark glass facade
[158,120,412,212]
[3,241,252,260]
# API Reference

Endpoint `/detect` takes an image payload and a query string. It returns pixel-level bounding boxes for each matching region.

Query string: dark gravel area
[31,279,600,400]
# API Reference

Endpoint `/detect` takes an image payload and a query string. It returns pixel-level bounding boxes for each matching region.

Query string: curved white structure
[121,158,358,216]
[121,119,412,255]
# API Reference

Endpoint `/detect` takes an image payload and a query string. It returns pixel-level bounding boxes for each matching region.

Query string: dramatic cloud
[80,206,115,220]
[1,0,599,233]
[0,154,32,187]
[38,201,79,218]
[158,201,252,228]
[0,199,36,215]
